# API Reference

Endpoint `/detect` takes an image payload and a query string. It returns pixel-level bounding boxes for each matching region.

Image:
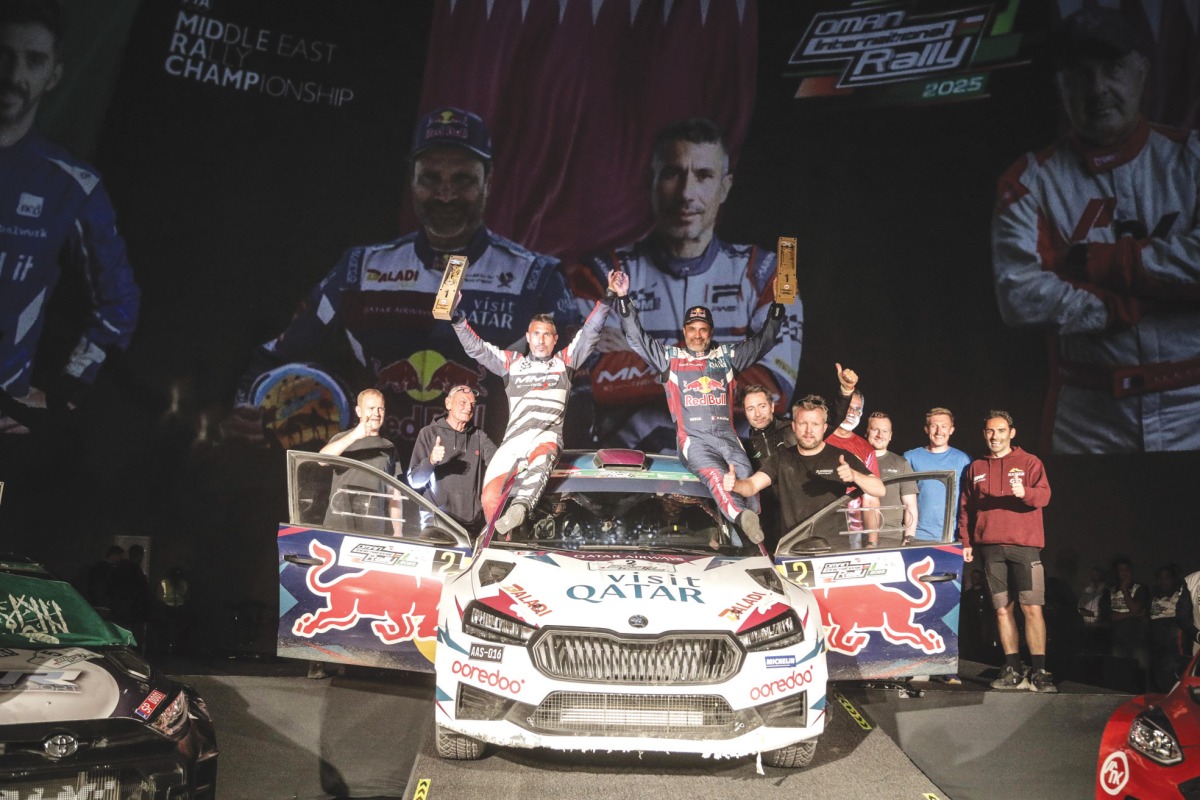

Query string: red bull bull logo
[817,556,945,656]
[292,541,442,645]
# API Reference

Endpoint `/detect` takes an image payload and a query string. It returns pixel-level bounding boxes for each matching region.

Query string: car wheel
[435,724,486,760]
[762,739,817,768]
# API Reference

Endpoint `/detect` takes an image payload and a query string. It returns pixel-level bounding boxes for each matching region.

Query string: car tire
[762,739,817,768]
[435,724,486,760]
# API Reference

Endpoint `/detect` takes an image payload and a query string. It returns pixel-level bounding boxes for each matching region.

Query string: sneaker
[737,510,764,544]
[990,664,1030,691]
[494,503,527,534]
[307,661,330,680]
[1028,669,1058,693]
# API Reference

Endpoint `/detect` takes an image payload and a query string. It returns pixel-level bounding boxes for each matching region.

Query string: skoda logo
[44,733,78,759]
[628,615,648,629]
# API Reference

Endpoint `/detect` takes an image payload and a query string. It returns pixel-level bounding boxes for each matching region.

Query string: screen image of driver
[612,271,782,543]
[571,117,802,453]
[451,272,618,533]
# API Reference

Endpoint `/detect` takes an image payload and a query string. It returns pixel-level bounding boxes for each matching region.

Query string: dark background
[1,0,1195,654]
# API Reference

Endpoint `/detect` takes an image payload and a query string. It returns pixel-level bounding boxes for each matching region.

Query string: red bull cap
[683,305,714,328]
[411,107,493,161]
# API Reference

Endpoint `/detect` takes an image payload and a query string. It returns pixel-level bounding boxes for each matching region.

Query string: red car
[1096,648,1200,798]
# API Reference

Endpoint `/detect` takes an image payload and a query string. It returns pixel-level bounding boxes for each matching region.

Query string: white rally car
[276,448,962,768]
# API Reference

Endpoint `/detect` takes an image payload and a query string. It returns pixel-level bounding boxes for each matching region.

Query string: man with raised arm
[452,272,620,533]
[611,272,784,543]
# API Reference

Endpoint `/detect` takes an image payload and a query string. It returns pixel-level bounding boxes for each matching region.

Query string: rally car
[276,449,963,766]
[0,554,218,799]
[1096,647,1200,798]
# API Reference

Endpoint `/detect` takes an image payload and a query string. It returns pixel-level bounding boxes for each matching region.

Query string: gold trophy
[776,237,797,304]
[432,255,468,320]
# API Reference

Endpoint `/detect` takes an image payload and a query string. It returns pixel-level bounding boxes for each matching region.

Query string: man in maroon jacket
[959,410,1054,692]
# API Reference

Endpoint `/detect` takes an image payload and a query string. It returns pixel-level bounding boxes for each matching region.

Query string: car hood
[0,647,178,725]
[468,549,798,635]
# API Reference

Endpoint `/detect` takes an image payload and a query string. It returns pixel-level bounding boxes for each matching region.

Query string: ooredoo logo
[1098,751,1129,796]
[750,665,814,701]
[452,660,523,695]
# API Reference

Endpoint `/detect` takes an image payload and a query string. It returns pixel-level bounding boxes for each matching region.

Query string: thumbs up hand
[430,435,446,465]
[836,453,854,483]
[723,464,737,492]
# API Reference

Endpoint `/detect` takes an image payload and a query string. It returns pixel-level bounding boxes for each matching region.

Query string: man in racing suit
[234,107,578,460]
[1,1,139,431]
[613,273,783,543]
[571,117,802,452]
[452,271,618,533]
[992,7,1200,453]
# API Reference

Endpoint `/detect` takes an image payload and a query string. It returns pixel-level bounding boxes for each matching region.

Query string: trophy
[776,237,797,304]
[432,255,468,320]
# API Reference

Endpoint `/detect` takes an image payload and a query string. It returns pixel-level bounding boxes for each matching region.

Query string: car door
[775,470,963,681]
[277,451,473,672]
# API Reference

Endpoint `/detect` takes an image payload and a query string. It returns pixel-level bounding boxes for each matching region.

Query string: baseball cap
[411,107,493,160]
[447,384,476,399]
[682,305,714,328]
[1053,7,1139,66]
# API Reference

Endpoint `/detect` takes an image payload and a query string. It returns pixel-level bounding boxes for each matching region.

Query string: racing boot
[494,502,528,535]
[737,509,764,544]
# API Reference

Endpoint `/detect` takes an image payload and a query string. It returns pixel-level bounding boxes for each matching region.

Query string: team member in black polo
[726,394,884,550]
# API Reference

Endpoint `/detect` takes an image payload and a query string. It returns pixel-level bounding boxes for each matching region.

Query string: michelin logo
[765,654,798,669]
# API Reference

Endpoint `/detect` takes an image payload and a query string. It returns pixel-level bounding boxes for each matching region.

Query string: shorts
[980,544,1044,608]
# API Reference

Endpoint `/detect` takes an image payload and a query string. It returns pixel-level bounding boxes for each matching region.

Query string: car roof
[548,450,708,499]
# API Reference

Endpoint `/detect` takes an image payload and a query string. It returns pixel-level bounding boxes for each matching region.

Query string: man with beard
[234,107,577,460]
[572,117,802,452]
[613,272,785,544]
[0,0,140,432]
[959,410,1054,691]
[726,395,884,550]
[407,384,495,532]
[992,7,1200,453]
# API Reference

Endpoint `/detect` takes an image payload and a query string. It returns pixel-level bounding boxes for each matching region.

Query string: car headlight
[1128,707,1183,765]
[464,602,535,645]
[738,611,804,651]
[746,567,783,594]
[149,691,189,737]
[477,560,516,587]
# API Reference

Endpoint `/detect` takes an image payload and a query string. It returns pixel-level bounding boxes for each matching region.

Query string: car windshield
[491,487,759,557]
[0,572,136,649]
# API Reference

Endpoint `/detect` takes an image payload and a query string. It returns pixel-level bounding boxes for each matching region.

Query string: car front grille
[526,691,738,738]
[0,766,163,800]
[531,630,742,684]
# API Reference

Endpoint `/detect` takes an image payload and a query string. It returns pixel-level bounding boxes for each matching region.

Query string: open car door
[277,451,473,672]
[775,470,963,681]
